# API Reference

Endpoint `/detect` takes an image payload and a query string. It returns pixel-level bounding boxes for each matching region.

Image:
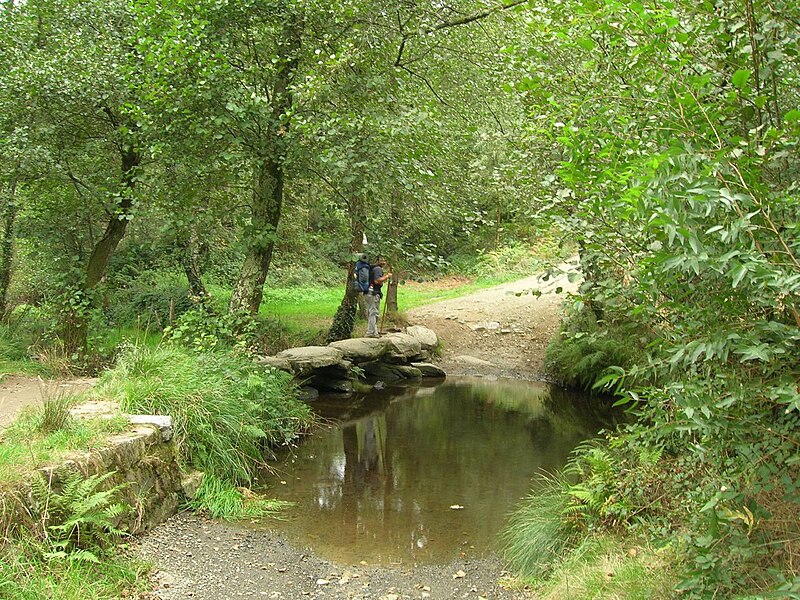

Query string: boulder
[410,362,447,378]
[361,361,406,381]
[392,365,423,379]
[308,375,353,394]
[329,337,389,362]
[276,346,345,376]
[405,326,438,352]
[383,333,424,363]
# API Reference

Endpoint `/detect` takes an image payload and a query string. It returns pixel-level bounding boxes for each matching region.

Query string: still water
[258,378,612,566]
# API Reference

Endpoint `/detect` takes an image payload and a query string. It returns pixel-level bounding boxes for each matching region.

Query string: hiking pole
[379,291,389,334]
[379,269,392,334]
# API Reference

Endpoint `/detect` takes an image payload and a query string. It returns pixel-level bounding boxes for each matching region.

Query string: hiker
[365,255,392,338]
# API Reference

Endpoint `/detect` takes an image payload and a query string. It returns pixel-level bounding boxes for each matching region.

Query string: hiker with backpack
[353,254,392,338]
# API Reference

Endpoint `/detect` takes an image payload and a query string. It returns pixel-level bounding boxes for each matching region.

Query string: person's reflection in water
[340,417,388,546]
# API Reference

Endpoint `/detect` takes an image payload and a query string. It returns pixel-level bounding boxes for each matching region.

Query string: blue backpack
[353,259,371,293]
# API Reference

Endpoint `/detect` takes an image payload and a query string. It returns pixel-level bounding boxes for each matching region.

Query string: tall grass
[95,344,313,486]
[501,471,583,580]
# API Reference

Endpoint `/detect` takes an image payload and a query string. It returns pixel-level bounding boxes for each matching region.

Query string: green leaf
[731,263,747,288]
[785,109,800,123]
[732,69,751,89]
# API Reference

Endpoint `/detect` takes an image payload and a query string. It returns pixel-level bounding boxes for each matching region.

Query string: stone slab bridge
[255,325,446,394]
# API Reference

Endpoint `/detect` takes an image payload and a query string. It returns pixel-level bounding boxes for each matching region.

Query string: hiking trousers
[365,292,381,336]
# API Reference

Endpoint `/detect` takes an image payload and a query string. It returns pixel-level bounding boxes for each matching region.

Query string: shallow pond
[258,377,613,566]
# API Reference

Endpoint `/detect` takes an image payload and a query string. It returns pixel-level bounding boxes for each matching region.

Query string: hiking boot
[365,333,381,338]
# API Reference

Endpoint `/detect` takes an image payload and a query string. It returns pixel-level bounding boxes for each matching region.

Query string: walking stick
[379,268,392,334]
[379,291,389,334]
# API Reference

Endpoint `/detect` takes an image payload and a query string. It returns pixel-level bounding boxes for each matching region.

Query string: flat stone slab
[276,346,345,376]
[468,321,501,332]
[383,333,423,362]
[255,356,292,371]
[405,326,438,351]
[452,355,496,367]
[129,414,174,442]
[411,362,447,378]
[69,400,121,420]
[329,338,389,362]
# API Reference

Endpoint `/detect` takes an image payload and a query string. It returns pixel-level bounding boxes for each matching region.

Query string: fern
[32,470,130,560]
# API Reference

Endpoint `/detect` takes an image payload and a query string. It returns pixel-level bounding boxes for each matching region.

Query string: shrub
[501,471,583,580]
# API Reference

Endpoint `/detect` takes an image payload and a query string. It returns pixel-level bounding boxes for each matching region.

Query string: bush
[104,271,194,329]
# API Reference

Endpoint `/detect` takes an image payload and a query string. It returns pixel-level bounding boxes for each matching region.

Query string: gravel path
[134,513,532,600]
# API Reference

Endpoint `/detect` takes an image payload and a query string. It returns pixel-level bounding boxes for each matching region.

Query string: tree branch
[431,0,527,32]
[394,0,526,66]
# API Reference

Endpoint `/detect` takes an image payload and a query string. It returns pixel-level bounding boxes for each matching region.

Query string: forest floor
[133,265,579,600]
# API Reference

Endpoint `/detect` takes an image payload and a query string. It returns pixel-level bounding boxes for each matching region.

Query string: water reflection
[259,378,613,565]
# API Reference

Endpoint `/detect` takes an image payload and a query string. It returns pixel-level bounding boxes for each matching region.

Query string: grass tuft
[501,471,583,580]
[188,474,292,521]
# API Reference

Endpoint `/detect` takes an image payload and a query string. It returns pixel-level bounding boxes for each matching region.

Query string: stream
[256,377,614,567]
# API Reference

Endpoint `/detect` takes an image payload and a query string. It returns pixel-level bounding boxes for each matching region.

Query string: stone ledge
[4,403,187,536]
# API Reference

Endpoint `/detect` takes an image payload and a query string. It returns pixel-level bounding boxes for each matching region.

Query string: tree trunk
[326,193,367,342]
[62,147,140,354]
[229,9,303,316]
[178,225,208,299]
[385,189,401,314]
[229,157,283,314]
[0,177,19,319]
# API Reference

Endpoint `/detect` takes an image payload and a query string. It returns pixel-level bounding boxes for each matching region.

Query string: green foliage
[501,472,583,580]
[0,411,128,487]
[528,535,678,599]
[166,305,260,353]
[31,471,129,562]
[34,388,75,435]
[0,536,149,600]
[105,272,194,329]
[96,344,312,486]
[0,322,46,376]
[507,0,800,593]
[545,305,650,392]
[166,302,305,355]
[455,237,567,282]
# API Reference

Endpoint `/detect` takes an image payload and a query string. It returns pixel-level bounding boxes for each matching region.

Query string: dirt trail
[405,262,579,380]
[134,267,579,600]
[0,375,97,430]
